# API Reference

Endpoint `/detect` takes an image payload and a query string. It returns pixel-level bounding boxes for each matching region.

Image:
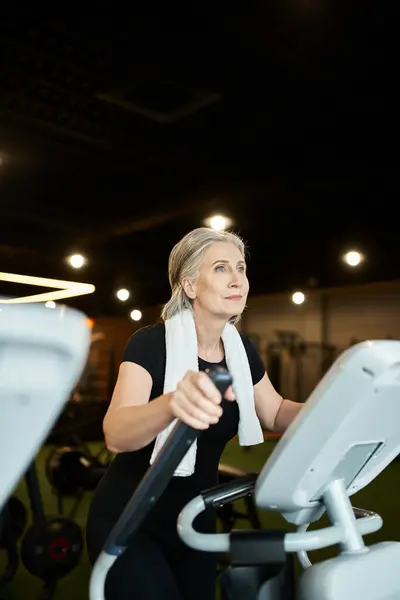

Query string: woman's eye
[215,265,226,272]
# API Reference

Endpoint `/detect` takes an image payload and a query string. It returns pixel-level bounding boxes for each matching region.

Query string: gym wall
[242,278,400,353]
[241,278,400,403]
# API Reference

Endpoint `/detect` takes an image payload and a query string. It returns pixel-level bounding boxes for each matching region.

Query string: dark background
[1,4,398,316]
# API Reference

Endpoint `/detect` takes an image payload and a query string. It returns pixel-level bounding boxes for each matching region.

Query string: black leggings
[86,516,217,600]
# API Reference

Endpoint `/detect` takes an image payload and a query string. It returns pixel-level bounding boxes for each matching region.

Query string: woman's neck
[193,309,226,362]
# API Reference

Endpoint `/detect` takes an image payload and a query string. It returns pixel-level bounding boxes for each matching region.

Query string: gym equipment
[216,464,261,533]
[266,330,336,402]
[178,340,400,599]
[0,301,91,514]
[0,496,28,586]
[214,464,263,595]
[90,340,400,600]
[21,519,83,580]
[21,460,84,599]
[0,301,90,596]
[47,331,117,446]
[45,443,111,521]
[89,366,234,600]
[46,445,109,496]
[47,399,111,446]
[44,446,258,531]
[0,496,28,543]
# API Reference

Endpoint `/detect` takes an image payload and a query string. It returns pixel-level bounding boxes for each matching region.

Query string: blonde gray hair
[161,227,246,324]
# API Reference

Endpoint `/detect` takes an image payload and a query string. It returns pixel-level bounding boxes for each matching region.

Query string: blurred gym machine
[0,496,28,587]
[0,300,91,600]
[45,442,112,519]
[265,330,336,404]
[0,459,86,600]
[47,333,116,446]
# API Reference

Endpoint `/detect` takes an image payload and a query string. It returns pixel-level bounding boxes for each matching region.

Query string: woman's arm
[253,372,303,433]
[103,362,175,453]
[272,398,303,432]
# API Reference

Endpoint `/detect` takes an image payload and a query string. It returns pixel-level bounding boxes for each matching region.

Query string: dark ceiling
[0,4,398,317]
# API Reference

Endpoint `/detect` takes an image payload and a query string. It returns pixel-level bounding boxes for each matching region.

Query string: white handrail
[177,496,383,556]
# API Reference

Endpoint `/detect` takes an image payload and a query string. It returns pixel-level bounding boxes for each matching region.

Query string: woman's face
[184,241,249,320]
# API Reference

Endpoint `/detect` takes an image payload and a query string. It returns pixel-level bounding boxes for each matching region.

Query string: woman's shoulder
[122,322,166,366]
[130,322,165,343]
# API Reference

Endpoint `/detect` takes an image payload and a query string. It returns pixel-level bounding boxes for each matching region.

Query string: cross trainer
[90,339,400,599]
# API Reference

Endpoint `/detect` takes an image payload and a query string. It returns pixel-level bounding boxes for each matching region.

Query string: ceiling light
[0,272,95,304]
[130,309,142,322]
[67,254,86,269]
[205,214,232,231]
[343,250,363,267]
[291,291,305,305]
[116,288,130,301]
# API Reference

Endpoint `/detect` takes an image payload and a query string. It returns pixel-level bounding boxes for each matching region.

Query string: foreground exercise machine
[90,340,400,600]
[0,302,91,594]
[179,340,400,599]
[0,302,90,513]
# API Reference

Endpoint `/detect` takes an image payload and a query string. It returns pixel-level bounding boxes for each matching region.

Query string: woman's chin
[224,305,245,319]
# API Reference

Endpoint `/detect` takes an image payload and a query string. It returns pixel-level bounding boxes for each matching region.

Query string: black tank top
[89,323,265,539]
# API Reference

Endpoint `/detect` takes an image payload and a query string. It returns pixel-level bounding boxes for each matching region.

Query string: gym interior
[1,7,399,600]
[2,279,400,599]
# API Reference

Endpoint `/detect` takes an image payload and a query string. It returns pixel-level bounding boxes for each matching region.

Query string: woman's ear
[181,278,196,300]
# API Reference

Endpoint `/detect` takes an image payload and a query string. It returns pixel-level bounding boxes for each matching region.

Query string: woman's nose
[229,272,241,286]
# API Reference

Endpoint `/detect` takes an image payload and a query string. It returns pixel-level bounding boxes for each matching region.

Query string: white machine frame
[256,339,400,524]
[0,302,91,512]
[178,340,400,599]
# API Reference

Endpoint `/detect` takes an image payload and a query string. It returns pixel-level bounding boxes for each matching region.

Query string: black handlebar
[103,366,233,556]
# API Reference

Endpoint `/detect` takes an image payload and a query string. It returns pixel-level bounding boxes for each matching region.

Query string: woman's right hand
[169,370,236,430]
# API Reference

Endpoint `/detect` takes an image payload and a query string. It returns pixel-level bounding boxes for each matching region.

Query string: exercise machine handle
[202,472,258,508]
[89,367,233,600]
[178,496,383,555]
[177,474,260,554]
[296,506,383,569]
[104,366,232,554]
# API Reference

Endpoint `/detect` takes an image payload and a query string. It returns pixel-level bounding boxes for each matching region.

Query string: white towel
[149,309,264,476]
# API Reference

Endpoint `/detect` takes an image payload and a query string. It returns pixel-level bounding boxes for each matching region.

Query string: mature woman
[86,227,302,599]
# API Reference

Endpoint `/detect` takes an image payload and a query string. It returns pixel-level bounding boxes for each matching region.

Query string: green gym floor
[1,439,400,599]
